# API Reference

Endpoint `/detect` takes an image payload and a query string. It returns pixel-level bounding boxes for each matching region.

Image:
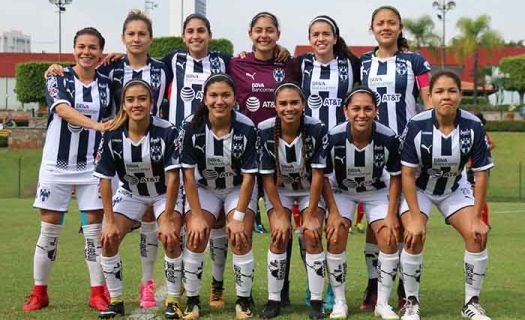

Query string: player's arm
[54,103,107,131]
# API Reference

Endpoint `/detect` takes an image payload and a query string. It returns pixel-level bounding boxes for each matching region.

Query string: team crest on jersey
[39,187,51,202]
[304,136,314,159]
[150,137,164,162]
[210,56,221,74]
[374,151,385,168]
[339,64,349,81]
[460,129,473,154]
[273,68,285,82]
[232,133,245,159]
[151,70,161,88]
[99,85,108,107]
[396,62,408,76]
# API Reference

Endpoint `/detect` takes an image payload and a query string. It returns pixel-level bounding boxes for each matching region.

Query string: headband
[123,79,153,95]
[309,16,338,35]
[274,82,305,100]
[203,73,234,87]
[343,88,376,107]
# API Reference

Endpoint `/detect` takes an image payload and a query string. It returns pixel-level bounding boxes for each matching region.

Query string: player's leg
[208,209,227,308]
[139,207,159,308]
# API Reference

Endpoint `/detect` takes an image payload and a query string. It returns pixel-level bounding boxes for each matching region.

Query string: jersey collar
[431,108,461,129]
[346,121,375,145]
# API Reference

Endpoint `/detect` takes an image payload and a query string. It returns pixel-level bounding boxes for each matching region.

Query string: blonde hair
[107,79,153,131]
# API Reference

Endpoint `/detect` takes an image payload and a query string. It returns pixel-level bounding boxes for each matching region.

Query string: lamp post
[433,0,455,70]
[49,0,72,61]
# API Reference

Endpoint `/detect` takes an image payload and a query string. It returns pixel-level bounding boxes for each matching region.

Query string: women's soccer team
[22,5,493,320]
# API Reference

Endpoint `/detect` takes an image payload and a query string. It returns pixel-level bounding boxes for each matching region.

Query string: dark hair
[474,112,487,125]
[309,15,357,60]
[429,70,462,92]
[343,85,378,108]
[191,74,236,129]
[108,79,153,131]
[183,14,211,34]
[250,11,280,30]
[370,6,409,51]
[122,10,153,37]
[74,27,105,50]
[274,82,305,103]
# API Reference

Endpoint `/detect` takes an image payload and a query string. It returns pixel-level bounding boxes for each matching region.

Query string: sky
[0,0,522,55]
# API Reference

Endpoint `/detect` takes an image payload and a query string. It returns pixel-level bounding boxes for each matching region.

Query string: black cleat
[309,300,325,320]
[98,301,124,318]
[165,301,184,319]
[260,300,281,319]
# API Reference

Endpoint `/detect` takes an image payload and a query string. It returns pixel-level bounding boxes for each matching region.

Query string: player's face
[183,18,211,57]
[123,85,152,122]
[122,20,152,55]
[249,16,280,54]
[430,76,462,119]
[309,21,337,58]
[73,34,103,70]
[371,9,402,48]
[275,88,304,127]
[345,93,377,134]
[205,81,235,121]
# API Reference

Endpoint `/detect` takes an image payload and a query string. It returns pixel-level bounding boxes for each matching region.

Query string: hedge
[485,120,525,132]
[15,61,71,105]
[149,37,234,58]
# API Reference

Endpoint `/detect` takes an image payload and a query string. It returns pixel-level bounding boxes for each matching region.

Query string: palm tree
[403,15,441,50]
[451,15,503,104]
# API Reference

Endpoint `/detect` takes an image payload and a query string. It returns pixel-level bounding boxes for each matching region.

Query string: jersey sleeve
[164,126,181,171]
[94,133,116,179]
[412,52,432,76]
[179,122,196,168]
[470,122,494,172]
[219,52,232,69]
[241,126,259,173]
[45,74,72,112]
[324,133,334,176]
[350,56,361,86]
[385,135,402,175]
[399,121,420,167]
[310,123,329,169]
[258,127,276,175]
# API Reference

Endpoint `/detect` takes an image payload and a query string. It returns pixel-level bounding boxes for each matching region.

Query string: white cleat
[375,304,399,319]
[461,297,491,320]
[400,297,420,320]
[329,300,348,319]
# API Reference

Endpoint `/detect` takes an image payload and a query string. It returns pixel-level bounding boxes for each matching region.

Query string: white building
[169,0,207,36]
[0,30,31,53]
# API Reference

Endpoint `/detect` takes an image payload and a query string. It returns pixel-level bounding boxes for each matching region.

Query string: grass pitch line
[492,209,525,214]
[128,283,167,320]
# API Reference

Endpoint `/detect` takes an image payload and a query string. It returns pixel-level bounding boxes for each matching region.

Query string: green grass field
[1,199,524,319]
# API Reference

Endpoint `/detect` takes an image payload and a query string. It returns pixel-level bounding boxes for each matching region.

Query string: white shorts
[184,186,257,219]
[112,187,174,223]
[333,188,390,224]
[399,180,474,220]
[33,182,102,212]
[265,189,326,214]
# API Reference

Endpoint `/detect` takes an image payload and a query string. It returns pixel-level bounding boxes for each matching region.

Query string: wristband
[232,209,245,221]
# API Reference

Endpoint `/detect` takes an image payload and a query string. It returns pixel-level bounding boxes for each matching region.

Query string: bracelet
[232,209,245,221]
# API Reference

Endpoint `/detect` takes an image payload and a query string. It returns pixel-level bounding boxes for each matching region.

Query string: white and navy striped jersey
[360,50,431,135]
[98,55,171,117]
[400,109,494,196]
[298,53,359,129]
[258,116,329,191]
[326,121,401,193]
[180,111,258,192]
[163,50,231,127]
[94,116,180,197]
[40,68,112,184]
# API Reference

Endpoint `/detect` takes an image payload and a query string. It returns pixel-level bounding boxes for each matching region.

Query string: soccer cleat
[22,286,49,312]
[356,222,365,233]
[254,224,267,234]
[183,296,200,320]
[329,300,348,319]
[208,285,224,308]
[400,296,420,320]
[397,280,406,310]
[309,300,325,320]
[461,297,491,320]
[89,288,110,311]
[360,279,378,312]
[99,301,125,318]
[140,280,156,308]
[375,304,399,319]
[103,284,111,304]
[260,300,281,319]
[304,287,311,306]
[165,301,184,319]
[324,284,335,312]
[235,296,255,319]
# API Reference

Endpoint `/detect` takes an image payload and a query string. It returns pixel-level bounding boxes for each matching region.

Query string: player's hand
[101,52,124,65]
[237,51,248,59]
[157,218,180,254]
[186,212,210,250]
[44,64,65,79]
[274,44,290,62]
[380,214,401,247]
[101,220,120,249]
[270,208,292,247]
[325,209,349,244]
[302,209,322,247]
[403,213,426,251]
[471,218,489,246]
[227,219,249,250]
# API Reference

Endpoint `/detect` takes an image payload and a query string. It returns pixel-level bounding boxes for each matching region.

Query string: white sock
[233,250,254,298]
[464,249,488,304]
[165,254,183,297]
[82,223,105,287]
[182,249,204,297]
[100,254,123,298]
[400,249,423,301]
[326,252,347,303]
[209,227,228,283]
[34,222,63,285]
[364,242,379,280]
[140,221,158,283]
[267,250,287,301]
[305,252,326,301]
[377,251,399,306]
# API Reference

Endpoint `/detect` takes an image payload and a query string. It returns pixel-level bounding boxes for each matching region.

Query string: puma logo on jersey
[176,61,186,69]
[421,144,432,153]
[335,155,345,163]
[304,69,312,77]
[194,144,205,153]
[245,72,256,80]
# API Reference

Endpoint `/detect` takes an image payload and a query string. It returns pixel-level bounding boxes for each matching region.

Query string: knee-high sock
[182,249,204,297]
[209,227,227,283]
[140,221,159,283]
[464,249,488,304]
[267,250,287,301]
[100,254,123,298]
[326,252,347,303]
[306,252,326,301]
[233,250,254,298]
[365,242,380,280]
[165,254,183,297]
[377,251,399,306]
[400,249,423,301]
[34,222,63,285]
[82,223,105,287]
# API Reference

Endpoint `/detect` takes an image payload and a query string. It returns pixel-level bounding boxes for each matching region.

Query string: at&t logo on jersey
[378,93,402,103]
[181,87,195,102]
[273,68,285,82]
[246,96,274,112]
[307,95,342,109]
[202,169,236,180]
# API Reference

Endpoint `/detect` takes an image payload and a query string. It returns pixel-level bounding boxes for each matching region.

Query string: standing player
[325,86,402,319]
[95,79,183,319]
[399,71,493,320]
[23,28,112,312]
[359,5,432,311]
[179,74,258,319]
[258,82,329,320]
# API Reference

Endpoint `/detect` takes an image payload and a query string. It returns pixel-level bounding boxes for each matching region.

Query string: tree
[500,55,525,106]
[403,15,440,50]
[451,15,503,104]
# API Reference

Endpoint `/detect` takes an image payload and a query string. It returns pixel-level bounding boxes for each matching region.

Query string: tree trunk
[473,47,479,105]
[519,90,524,106]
